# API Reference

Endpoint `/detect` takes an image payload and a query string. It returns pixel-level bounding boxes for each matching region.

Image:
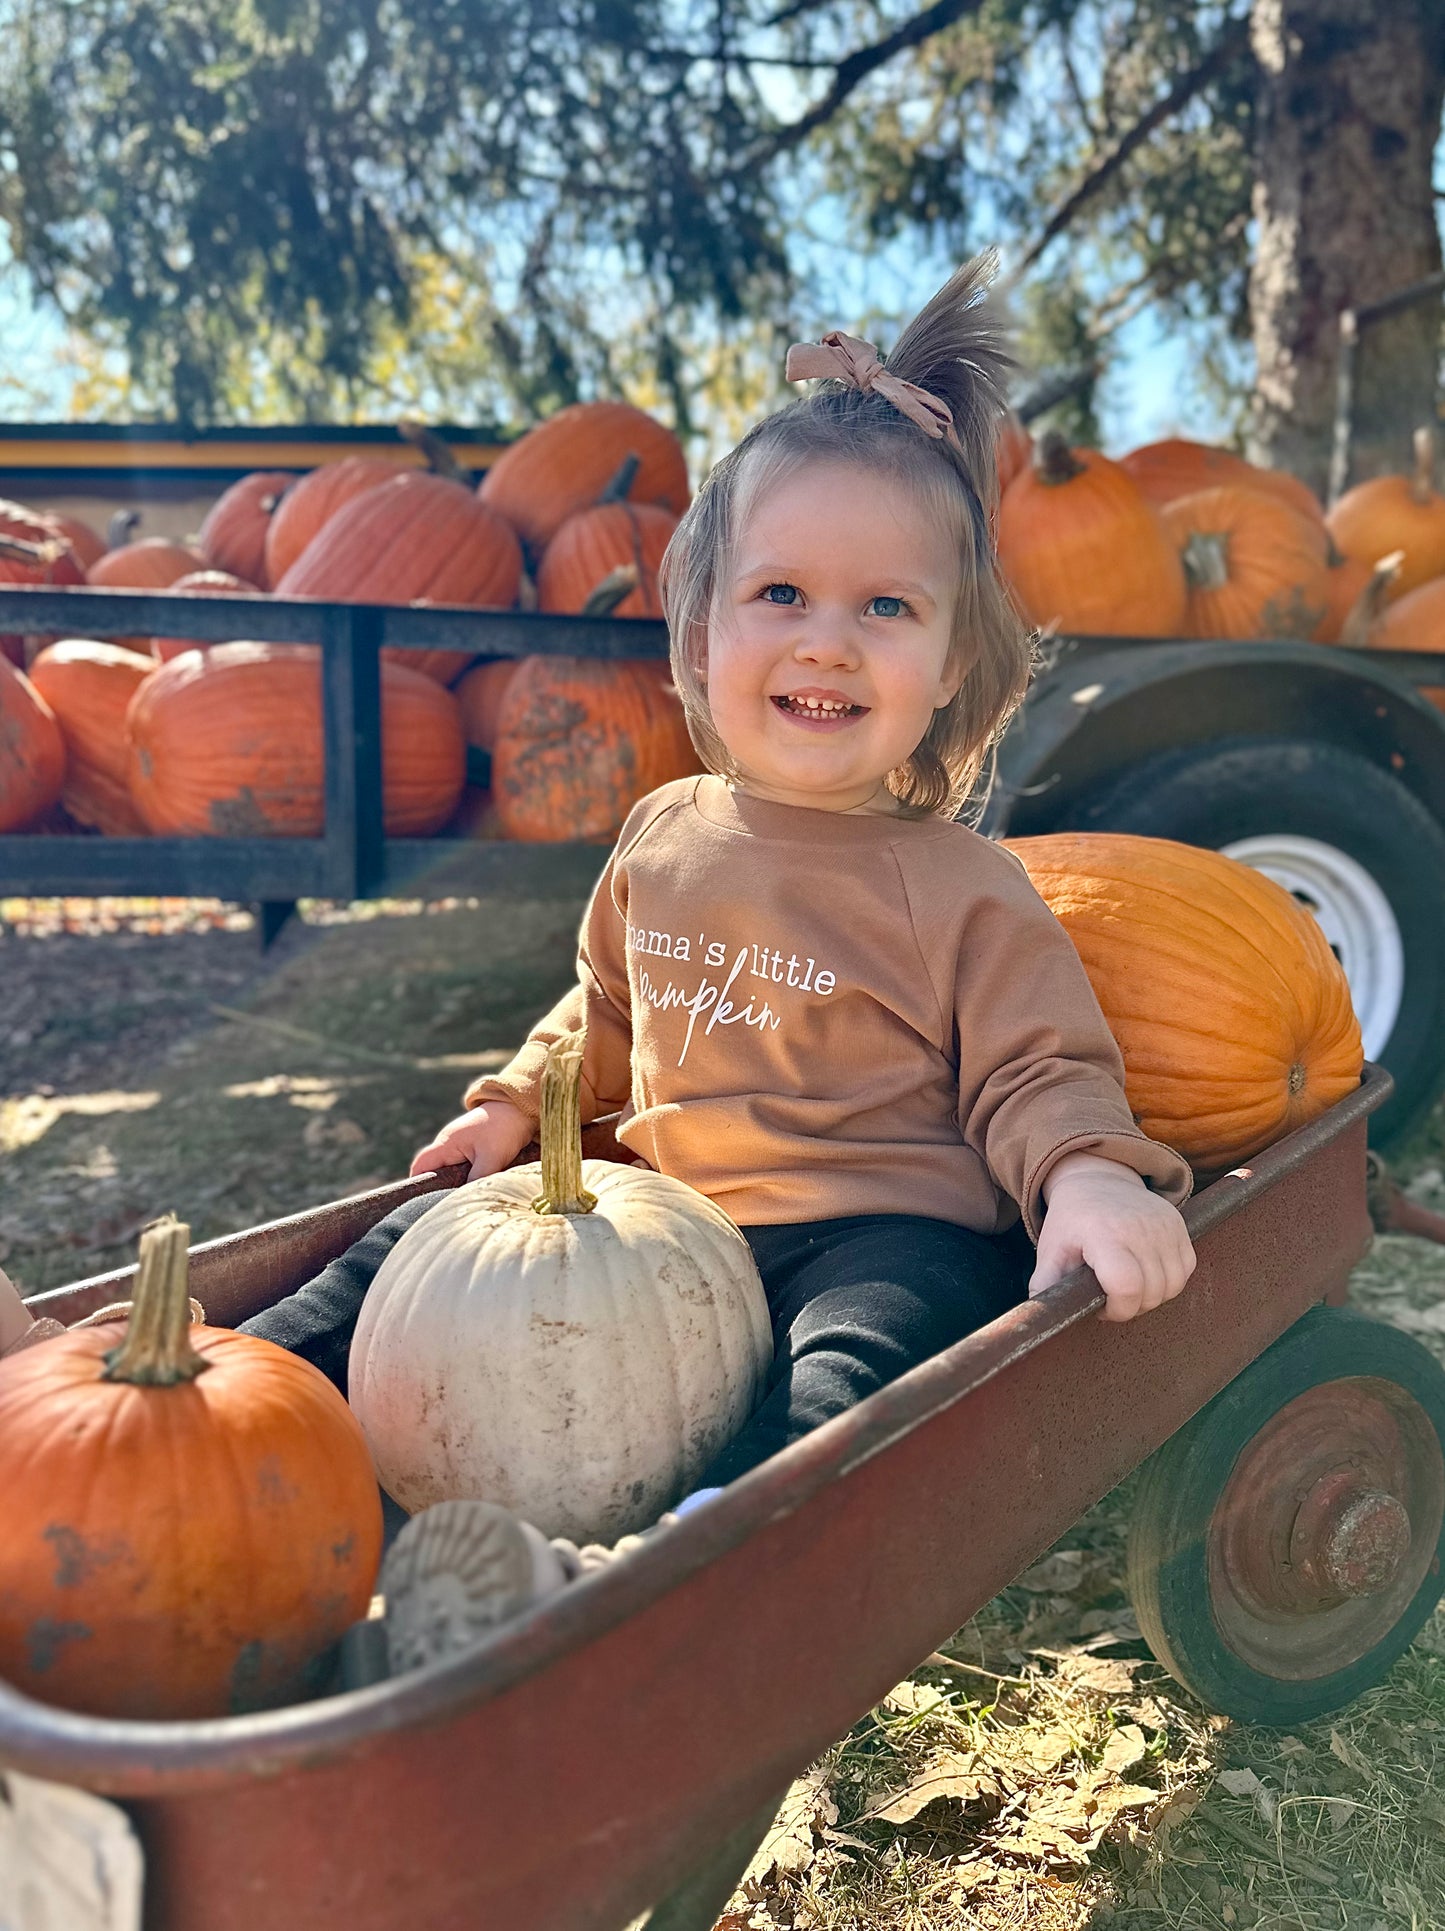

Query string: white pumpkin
[349,1035,772,1541]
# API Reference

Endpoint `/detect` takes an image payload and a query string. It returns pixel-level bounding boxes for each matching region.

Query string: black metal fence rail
[2,584,1443,909]
[0,586,669,906]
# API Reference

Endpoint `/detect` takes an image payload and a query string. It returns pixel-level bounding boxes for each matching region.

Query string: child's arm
[1032,1151,1195,1322]
[411,825,637,1179]
[0,1266,33,1355]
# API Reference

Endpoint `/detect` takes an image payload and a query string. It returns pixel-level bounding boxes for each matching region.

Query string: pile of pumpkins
[995,419,1445,698]
[0,402,700,842]
[5,401,1445,845]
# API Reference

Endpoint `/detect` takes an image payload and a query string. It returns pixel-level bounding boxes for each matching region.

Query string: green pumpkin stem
[102,1216,210,1385]
[1410,425,1436,506]
[1180,529,1230,593]
[600,452,641,504]
[532,1032,598,1217]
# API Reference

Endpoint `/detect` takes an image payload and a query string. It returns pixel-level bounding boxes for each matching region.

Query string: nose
[792,611,862,671]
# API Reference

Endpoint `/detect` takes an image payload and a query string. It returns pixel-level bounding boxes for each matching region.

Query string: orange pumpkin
[128,642,466,837]
[150,570,259,662]
[0,656,66,830]
[1003,832,1363,1169]
[1326,427,1445,604]
[480,402,689,558]
[277,472,522,685]
[995,410,1033,494]
[263,456,406,585]
[1314,540,1382,645]
[28,640,153,834]
[997,433,1188,637]
[0,1216,382,1719]
[492,656,700,842]
[197,470,294,588]
[455,657,524,754]
[1120,438,1325,526]
[538,496,677,618]
[0,516,86,664]
[48,513,107,571]
[1162,486,1330,640]
[88,537,205,589]
[1354,573,1445,711]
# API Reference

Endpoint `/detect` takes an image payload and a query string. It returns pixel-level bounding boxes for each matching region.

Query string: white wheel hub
[1221,834,1404,1060]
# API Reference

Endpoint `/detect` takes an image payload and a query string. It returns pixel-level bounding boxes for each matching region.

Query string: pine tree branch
[1006,16,1251,282]
[745,0,988,169]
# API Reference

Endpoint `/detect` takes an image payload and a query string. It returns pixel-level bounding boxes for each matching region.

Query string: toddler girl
[239,256,1195,1545]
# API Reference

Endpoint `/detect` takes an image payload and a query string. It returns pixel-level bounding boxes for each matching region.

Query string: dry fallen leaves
[869,1752,1003,1825]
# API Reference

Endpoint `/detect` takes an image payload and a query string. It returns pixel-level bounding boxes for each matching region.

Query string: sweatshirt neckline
[691,774,953,844]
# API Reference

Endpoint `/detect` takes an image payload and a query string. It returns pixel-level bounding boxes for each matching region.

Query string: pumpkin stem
[581,562,640,618]
[1033,430,1086,487]
[1180,529,1230,592]
[0,533,68,570]
[1338,550,1405,647]
[102,1216,210,1385]
[532,1033,598,1217]
[107,509,141,550]
[1410,426,1437,506]
[397,419,466,483]
[600,453,641,504]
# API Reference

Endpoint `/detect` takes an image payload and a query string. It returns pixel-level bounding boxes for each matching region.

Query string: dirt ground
[3,894,1444,1931]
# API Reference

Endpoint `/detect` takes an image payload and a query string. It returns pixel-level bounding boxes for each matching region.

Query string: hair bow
[784,331,956,444]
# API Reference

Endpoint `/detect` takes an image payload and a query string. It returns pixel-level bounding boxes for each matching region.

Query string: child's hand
[410,1099,534,1181]
[1031,1152,1195,1323]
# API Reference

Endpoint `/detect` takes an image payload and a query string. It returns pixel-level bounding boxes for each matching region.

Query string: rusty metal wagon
[3,1064,1444,1931]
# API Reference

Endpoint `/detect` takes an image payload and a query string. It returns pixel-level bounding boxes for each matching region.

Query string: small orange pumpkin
[0,1216,382,1718]
[537,457,678,618]
[492,656,700,842]
[278,472,523,685]
[1162,486,1331,640]
[995,410,1033,495]
[197,470,294,588]
[479,401,689,558]
[1326,427,1445,604]
[88,537,205,589]
[150,570,259,662]
[997,432,1188,637]
[1351,572,1445,711]
[1004,832,1362,1169]
[455,657,525,755]
[48,513,107,571]
[1120,438,1325,526]
[0,656,67,830]
[129,642,467,837]
[28,639,154,834]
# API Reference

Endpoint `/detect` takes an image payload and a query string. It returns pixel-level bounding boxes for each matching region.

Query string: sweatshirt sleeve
[462,845,635,1127]
[948,855,1192,1241]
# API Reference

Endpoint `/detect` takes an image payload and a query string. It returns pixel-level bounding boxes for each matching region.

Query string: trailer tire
[1127,1306,1445,1727]
[1068,737,1445,1147]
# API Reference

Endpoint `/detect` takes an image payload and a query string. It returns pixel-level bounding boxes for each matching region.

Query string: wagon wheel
[1127,1306,1445,1726]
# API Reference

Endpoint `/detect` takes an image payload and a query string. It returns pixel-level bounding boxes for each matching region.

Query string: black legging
[241,1199,1030,1488]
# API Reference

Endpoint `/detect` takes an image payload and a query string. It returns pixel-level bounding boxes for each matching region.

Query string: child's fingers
[1093,1245,1147,1323]
[410,1137,461,1177]
[1027,1234,1082,1298]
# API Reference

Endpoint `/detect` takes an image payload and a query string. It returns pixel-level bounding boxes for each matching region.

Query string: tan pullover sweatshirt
[466,776,1191,1239]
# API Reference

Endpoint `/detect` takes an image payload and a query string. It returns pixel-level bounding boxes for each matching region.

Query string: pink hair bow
[784,331,956,444]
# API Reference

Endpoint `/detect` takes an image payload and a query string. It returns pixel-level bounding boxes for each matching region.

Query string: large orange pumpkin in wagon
[1003,832,1363,1170]
[0,1217,382,1719]
[28,638,154,833]
[0,656,66,830]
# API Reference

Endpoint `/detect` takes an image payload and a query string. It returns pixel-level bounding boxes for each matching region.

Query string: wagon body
[0,1070,1389,1931]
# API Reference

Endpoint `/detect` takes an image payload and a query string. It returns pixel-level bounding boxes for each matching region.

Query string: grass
[4,895,1445,1931]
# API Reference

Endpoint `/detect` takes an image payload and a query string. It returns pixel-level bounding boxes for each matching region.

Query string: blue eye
[869,595,907,618]
[762,582,799,605]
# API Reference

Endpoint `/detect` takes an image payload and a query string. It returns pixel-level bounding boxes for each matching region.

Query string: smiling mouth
[772,694,869,722]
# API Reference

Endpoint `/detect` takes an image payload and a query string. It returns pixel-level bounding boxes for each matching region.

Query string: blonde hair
[659,255,1033,818]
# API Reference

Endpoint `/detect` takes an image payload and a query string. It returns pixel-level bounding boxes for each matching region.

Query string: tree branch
[1006,16,1251,282]
[745,0,987,170]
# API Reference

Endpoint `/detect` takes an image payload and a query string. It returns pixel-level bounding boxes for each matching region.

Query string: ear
[933,643,971,710]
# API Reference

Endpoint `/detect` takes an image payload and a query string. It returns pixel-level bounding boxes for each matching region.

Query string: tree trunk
[1248,0,1445,494]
